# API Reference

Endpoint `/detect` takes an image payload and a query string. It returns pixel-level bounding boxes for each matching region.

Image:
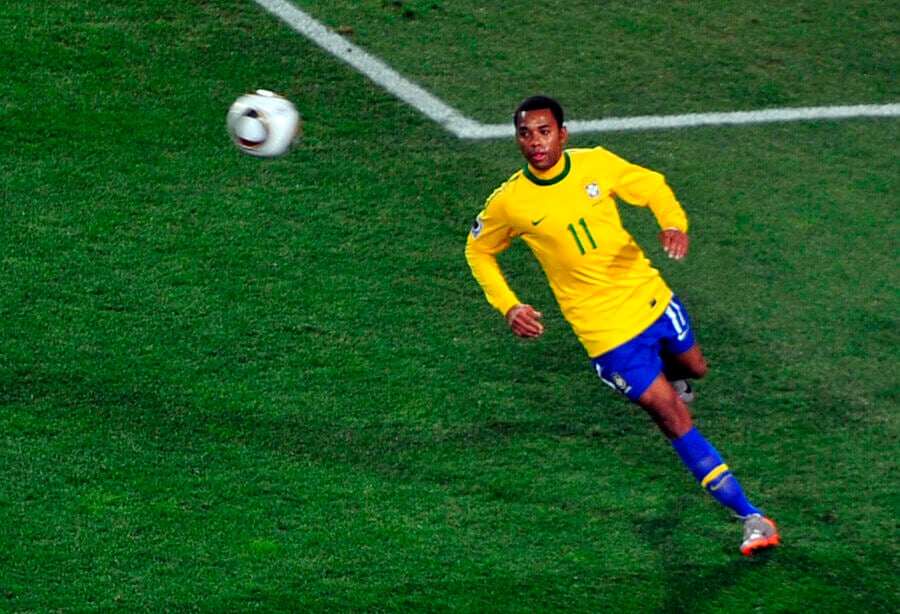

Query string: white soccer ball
[226,89,301,158]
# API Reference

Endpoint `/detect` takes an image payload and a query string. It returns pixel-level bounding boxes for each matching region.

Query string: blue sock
[671,427,762,518]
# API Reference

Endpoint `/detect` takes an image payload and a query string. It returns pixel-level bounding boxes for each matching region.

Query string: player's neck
[528,151,568,180]
[525,151,570,186]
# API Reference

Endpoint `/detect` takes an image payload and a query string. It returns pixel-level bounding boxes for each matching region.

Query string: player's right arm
[464,190,523,319]
[467,215,544,338]
[505,303,544,338]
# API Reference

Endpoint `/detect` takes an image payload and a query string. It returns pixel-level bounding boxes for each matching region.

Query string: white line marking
[253,0,900,140]
[251,0,480,136]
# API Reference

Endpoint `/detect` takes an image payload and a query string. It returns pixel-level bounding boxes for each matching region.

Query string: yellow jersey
[465,147,689,357]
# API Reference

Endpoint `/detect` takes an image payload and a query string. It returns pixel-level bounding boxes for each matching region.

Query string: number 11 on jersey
[567,218,597,255]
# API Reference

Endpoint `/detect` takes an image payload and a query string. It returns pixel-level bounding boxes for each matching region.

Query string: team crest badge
[612,373,629,392]
[585,182,601,199]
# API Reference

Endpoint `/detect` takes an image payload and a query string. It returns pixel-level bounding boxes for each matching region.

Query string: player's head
[513,95,568,171]
[513,95,564,130]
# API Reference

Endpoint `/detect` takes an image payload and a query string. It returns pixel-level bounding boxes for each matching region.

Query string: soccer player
[465,95,779,556]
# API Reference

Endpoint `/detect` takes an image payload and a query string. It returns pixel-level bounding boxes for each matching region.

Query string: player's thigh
[659,296,697,354]
[591,338,662,402]
[660,296,708,378]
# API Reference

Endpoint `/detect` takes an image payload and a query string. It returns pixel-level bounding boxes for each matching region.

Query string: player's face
[516,108,568,171]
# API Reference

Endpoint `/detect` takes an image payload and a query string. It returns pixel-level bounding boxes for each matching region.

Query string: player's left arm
[648,182,689,260]
[609,152,690,260]
[659,227,689,261]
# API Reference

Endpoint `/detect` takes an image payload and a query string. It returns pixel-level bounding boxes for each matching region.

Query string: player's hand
[660,228,689,260]
[506,304,544,338]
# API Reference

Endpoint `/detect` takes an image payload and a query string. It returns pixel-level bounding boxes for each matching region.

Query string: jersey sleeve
[464,190,522,317]
[607,150,689,233]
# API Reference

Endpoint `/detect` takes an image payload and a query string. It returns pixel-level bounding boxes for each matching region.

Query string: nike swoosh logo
[531,216,548,226]
[709,475,733,492]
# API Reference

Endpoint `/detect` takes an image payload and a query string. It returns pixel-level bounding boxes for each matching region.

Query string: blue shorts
[591,296,696,402]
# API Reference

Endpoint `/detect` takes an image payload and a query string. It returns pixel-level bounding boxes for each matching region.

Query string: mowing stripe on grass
[252,0,900,139]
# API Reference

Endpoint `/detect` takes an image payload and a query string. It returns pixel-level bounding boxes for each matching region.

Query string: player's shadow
[631,512,775,614]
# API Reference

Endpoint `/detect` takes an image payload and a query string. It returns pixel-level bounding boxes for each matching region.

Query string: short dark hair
[513,95,565,129]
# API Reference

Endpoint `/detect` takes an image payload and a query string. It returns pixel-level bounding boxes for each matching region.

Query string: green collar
[523,151,571,186]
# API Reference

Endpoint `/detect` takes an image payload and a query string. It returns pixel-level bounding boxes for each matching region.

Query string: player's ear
[559,125,569,146]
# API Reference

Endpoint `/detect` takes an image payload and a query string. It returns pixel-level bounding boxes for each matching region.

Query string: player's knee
[693,356,709,379]
[638,378,695,438]
[683,348,709,379]
[672,345,709,380]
